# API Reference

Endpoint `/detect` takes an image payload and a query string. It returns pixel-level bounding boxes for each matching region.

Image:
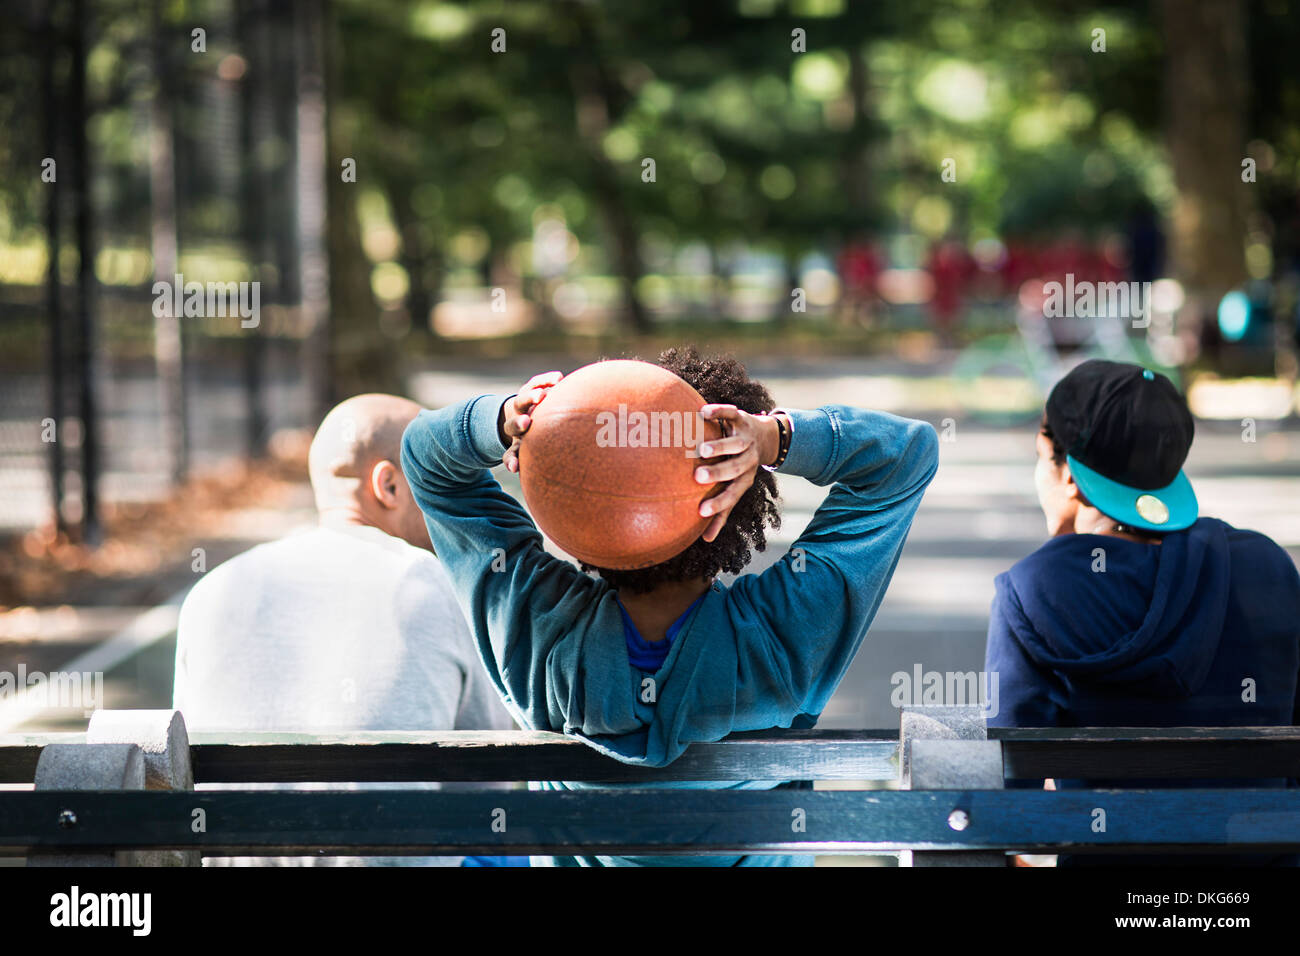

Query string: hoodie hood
[995,517,1232,695]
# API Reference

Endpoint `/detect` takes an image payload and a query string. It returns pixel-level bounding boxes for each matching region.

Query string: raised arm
[404,390,941,764]
[400,390,610,730]
[723,405,939,725]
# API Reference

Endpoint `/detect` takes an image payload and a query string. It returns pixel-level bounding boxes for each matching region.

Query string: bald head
[309,394,421,507]
[308,394,429,548]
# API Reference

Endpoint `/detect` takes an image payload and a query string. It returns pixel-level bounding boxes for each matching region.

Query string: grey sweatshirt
[174,523,513,865]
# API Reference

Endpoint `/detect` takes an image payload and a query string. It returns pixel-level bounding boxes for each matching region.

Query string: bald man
[173,394,512,866]
[306,394,433,554]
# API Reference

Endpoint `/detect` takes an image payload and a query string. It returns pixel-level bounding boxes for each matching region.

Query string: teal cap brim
[1066,454,1198,532]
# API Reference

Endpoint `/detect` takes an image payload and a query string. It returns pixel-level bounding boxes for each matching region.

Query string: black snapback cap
[1045,360,1198,531]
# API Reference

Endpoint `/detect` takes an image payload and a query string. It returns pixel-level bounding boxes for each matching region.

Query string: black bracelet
[497,394,517,450]
[762,411,791,472]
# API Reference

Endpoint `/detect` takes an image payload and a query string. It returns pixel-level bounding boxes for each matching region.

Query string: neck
[319,506,381,534]
[1075,507,1158,544]
[618,578,711,643]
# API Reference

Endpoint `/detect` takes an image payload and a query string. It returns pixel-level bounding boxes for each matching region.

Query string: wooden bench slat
[3,788,1299,855]
[189,738,900,783]
[2,729,1298,784]
[1002,739,1300,779]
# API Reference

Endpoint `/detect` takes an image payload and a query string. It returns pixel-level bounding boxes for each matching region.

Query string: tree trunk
[237,0,268,458]
[323,0,396,399]
[295,0,332,420]
[150,0,188,486]
[843,43,873,227]
[43,0,66,532]
[1161,0,1253,341]
[390,182,436,346]
[70,0,100,544]
[567,4,650,335]
[573,90,650,335]
[708,241,730,320]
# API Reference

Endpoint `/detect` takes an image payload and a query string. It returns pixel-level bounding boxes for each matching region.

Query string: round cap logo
[1135,493,1169,524]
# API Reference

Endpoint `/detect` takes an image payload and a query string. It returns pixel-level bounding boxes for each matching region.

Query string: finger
[699,474,753,517]
[697,434,753,459]
[514,372,563,413]
[695,451,758,485]
[516,382,555,410]
[701,511,727,543]
[516,389,546,413]
[503,439,522,472]
[700,403,740,422]
[523,371,563,391]
[503,412,532,439]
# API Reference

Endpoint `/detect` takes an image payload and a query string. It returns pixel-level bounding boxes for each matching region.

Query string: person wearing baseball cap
[1041,360,1199,535]
[985,359,1300,866]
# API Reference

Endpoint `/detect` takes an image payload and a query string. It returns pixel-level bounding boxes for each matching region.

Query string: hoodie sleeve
[401,394,611,732]
[722,405,939,723]
[984,574,1065,728]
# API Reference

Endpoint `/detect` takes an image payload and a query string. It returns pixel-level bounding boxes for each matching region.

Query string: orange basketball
[518,360,723,569]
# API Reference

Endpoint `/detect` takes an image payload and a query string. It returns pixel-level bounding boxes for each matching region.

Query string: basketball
[517,360,723,569]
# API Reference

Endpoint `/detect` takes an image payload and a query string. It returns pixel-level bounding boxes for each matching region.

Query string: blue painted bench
[0,707,1297,864]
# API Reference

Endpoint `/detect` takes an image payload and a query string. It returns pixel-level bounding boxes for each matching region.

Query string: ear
[1060,462,1081,501]
[369,460,401,510]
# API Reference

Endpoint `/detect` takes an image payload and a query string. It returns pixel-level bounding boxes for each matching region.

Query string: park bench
[1,706,1299,865]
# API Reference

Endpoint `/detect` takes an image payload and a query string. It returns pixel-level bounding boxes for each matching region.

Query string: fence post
[27,710,199,866]
[900,705,1005,867]
[28,743,145,866]
[86,709,199,866]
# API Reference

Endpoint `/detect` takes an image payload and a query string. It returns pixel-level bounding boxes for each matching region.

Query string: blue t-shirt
[617,594,705,671]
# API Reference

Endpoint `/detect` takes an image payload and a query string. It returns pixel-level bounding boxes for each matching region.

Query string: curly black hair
[580,347,782,594]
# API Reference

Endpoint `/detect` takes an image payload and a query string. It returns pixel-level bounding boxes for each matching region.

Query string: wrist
[758,411,789,469]
[497,395,516,449]
[760,418,780,467]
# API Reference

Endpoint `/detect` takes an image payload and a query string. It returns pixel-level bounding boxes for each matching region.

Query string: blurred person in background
[926,237,976,345]
[836,235,885,328]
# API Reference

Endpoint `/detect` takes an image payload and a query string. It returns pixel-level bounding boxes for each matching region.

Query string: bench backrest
[2,710,1298,862]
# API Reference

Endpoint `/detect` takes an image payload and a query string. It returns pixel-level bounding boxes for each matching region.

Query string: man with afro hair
[402,347,938,866]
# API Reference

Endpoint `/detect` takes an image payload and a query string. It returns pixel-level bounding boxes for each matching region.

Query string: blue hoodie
[985,517,1300,865]
[402,394,938,866]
